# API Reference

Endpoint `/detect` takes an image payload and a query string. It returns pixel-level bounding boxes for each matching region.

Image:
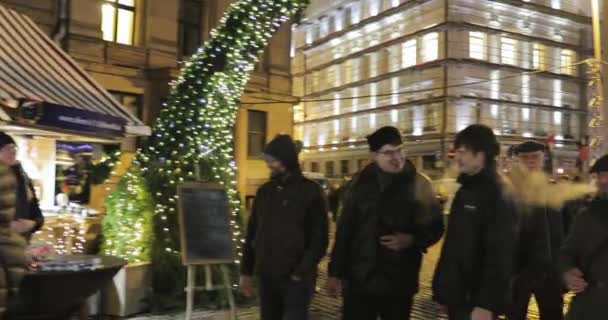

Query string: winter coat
[328,162,444,296]
[433,169,518,314]
[0,164,27,318]
[560,197,608,320]
[514,205,552,287]
[240,172,329,279]
[12,164,44,242]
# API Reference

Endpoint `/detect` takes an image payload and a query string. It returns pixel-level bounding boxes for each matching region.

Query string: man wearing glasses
[327,126,444,320]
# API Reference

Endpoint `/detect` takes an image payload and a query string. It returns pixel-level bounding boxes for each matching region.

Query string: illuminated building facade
[292,0,592,178]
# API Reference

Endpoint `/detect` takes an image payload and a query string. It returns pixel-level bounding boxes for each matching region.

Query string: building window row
[468,32,577,75]
[307,159,369,177]
[304,32,440,95]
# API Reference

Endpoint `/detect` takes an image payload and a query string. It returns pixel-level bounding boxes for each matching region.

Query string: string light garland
[90,145,122,185]
[102,0,308,308]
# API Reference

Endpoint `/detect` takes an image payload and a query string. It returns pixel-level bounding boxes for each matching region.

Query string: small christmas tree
[102,0,308,308]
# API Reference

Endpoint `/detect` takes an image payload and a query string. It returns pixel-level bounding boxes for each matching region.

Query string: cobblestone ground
[130,242,568,320]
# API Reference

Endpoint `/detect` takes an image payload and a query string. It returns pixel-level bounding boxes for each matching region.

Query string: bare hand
[239,275,255,298]
[564,268,588,294]
[326,277,342,298]
[380,233,414,251]
[471,307,493,320]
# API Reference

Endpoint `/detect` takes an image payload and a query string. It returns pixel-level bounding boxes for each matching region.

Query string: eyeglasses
[377,148,405,158]
[0,144,17,153]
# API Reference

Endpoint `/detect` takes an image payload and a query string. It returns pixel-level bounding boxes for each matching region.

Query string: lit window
[551,0,561,9]
[560,49,575,75]
[469,32,486,60]
[501,37,517,65]
[402,40,417,67]
[491,70,500,100]
[554,111,562,125]
[389,46,400,72]
[422,33,439,62]
[102,0,135,45]
[532,43,545,70]
[391,77,399,105]
[522,74,530,103]
[554,79,562,107]
[369,0,380,16]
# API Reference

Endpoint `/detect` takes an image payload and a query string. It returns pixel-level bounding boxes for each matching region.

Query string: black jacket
[328,162,443,296]
[12,164,44,240]
[514,205,553,286]
[433,169,518,314]
[240,172,329,278]
[560,197,608,320]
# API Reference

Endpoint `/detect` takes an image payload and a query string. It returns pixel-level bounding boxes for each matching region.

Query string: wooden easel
[184,264,236,320]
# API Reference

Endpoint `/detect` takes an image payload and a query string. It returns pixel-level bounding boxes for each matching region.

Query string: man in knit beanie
[240,134,328,320]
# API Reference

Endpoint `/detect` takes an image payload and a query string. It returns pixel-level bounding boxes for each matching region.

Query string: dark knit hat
[590,154,608,174]
[514,141,545,155]
[263,134,300,171]
[366,126,402,152]
[0,132,15,150]
[454,124,500,159]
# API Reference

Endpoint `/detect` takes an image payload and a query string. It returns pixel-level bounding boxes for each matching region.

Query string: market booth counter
[0,4,150,319]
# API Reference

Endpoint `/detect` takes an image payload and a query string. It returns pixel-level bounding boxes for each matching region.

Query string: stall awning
[0,5,150,138]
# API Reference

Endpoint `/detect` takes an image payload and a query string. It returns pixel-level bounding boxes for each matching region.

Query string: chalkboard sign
[177,183,235,265]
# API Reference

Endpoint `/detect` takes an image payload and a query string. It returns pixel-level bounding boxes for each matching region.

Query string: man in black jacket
[240,134,329,320]
[561,154,608,319]
[433,125,518,320]
[509,141,563,320]
[327,126,444,320]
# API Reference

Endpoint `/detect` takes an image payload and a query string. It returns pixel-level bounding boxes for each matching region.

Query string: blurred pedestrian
[0,133,28,317]
[508,141,564,320]
[327,126,444,320]
[0,133,44,242]
[240,134,329,320]
[433,125,518,320]
[560,154,608,320]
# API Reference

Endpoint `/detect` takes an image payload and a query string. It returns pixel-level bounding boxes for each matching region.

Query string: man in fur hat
[508,141,564,320]
[327,126,444,320]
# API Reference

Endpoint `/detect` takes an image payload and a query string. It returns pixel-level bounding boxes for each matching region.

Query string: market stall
[0,4,150,317]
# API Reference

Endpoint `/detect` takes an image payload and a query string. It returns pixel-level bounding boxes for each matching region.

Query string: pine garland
[102,0,308,309]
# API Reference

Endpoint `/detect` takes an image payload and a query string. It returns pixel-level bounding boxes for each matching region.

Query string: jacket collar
[271,170,303,187]
[356,160,416,190]
[457,168,498,187]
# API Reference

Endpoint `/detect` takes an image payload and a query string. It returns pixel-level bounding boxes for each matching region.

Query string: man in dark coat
[433,125,518,320]
[560,154,608,320]
[508,141,564,320]
[240,134,329,320]
[327,126,444,320]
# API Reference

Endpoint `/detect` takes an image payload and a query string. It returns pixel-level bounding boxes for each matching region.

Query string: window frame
[247,110,268,159]
[422,32,439,63]
[469,31,486,60]
[532,43,546,70]
[178,0,203,58]
[102,0,136,45]
[500,37,518,66]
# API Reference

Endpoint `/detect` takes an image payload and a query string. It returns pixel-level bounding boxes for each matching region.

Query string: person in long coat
[560,154,608,320]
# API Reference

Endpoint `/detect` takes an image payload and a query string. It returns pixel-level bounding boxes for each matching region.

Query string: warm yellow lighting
[101,0,135,45]
[116,9,134,45]
[101,4,115,42]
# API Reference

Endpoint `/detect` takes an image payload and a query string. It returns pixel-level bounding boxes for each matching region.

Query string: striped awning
[0,5,150,137]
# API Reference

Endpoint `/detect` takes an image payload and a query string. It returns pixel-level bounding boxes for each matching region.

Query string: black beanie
[514,141,545,155]
[590,154,608,174]
[366,126,402,152]
[0,132,15,150]
[263,134,300,171]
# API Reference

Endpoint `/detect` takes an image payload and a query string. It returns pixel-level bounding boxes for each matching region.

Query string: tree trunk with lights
[102,0,309,309]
